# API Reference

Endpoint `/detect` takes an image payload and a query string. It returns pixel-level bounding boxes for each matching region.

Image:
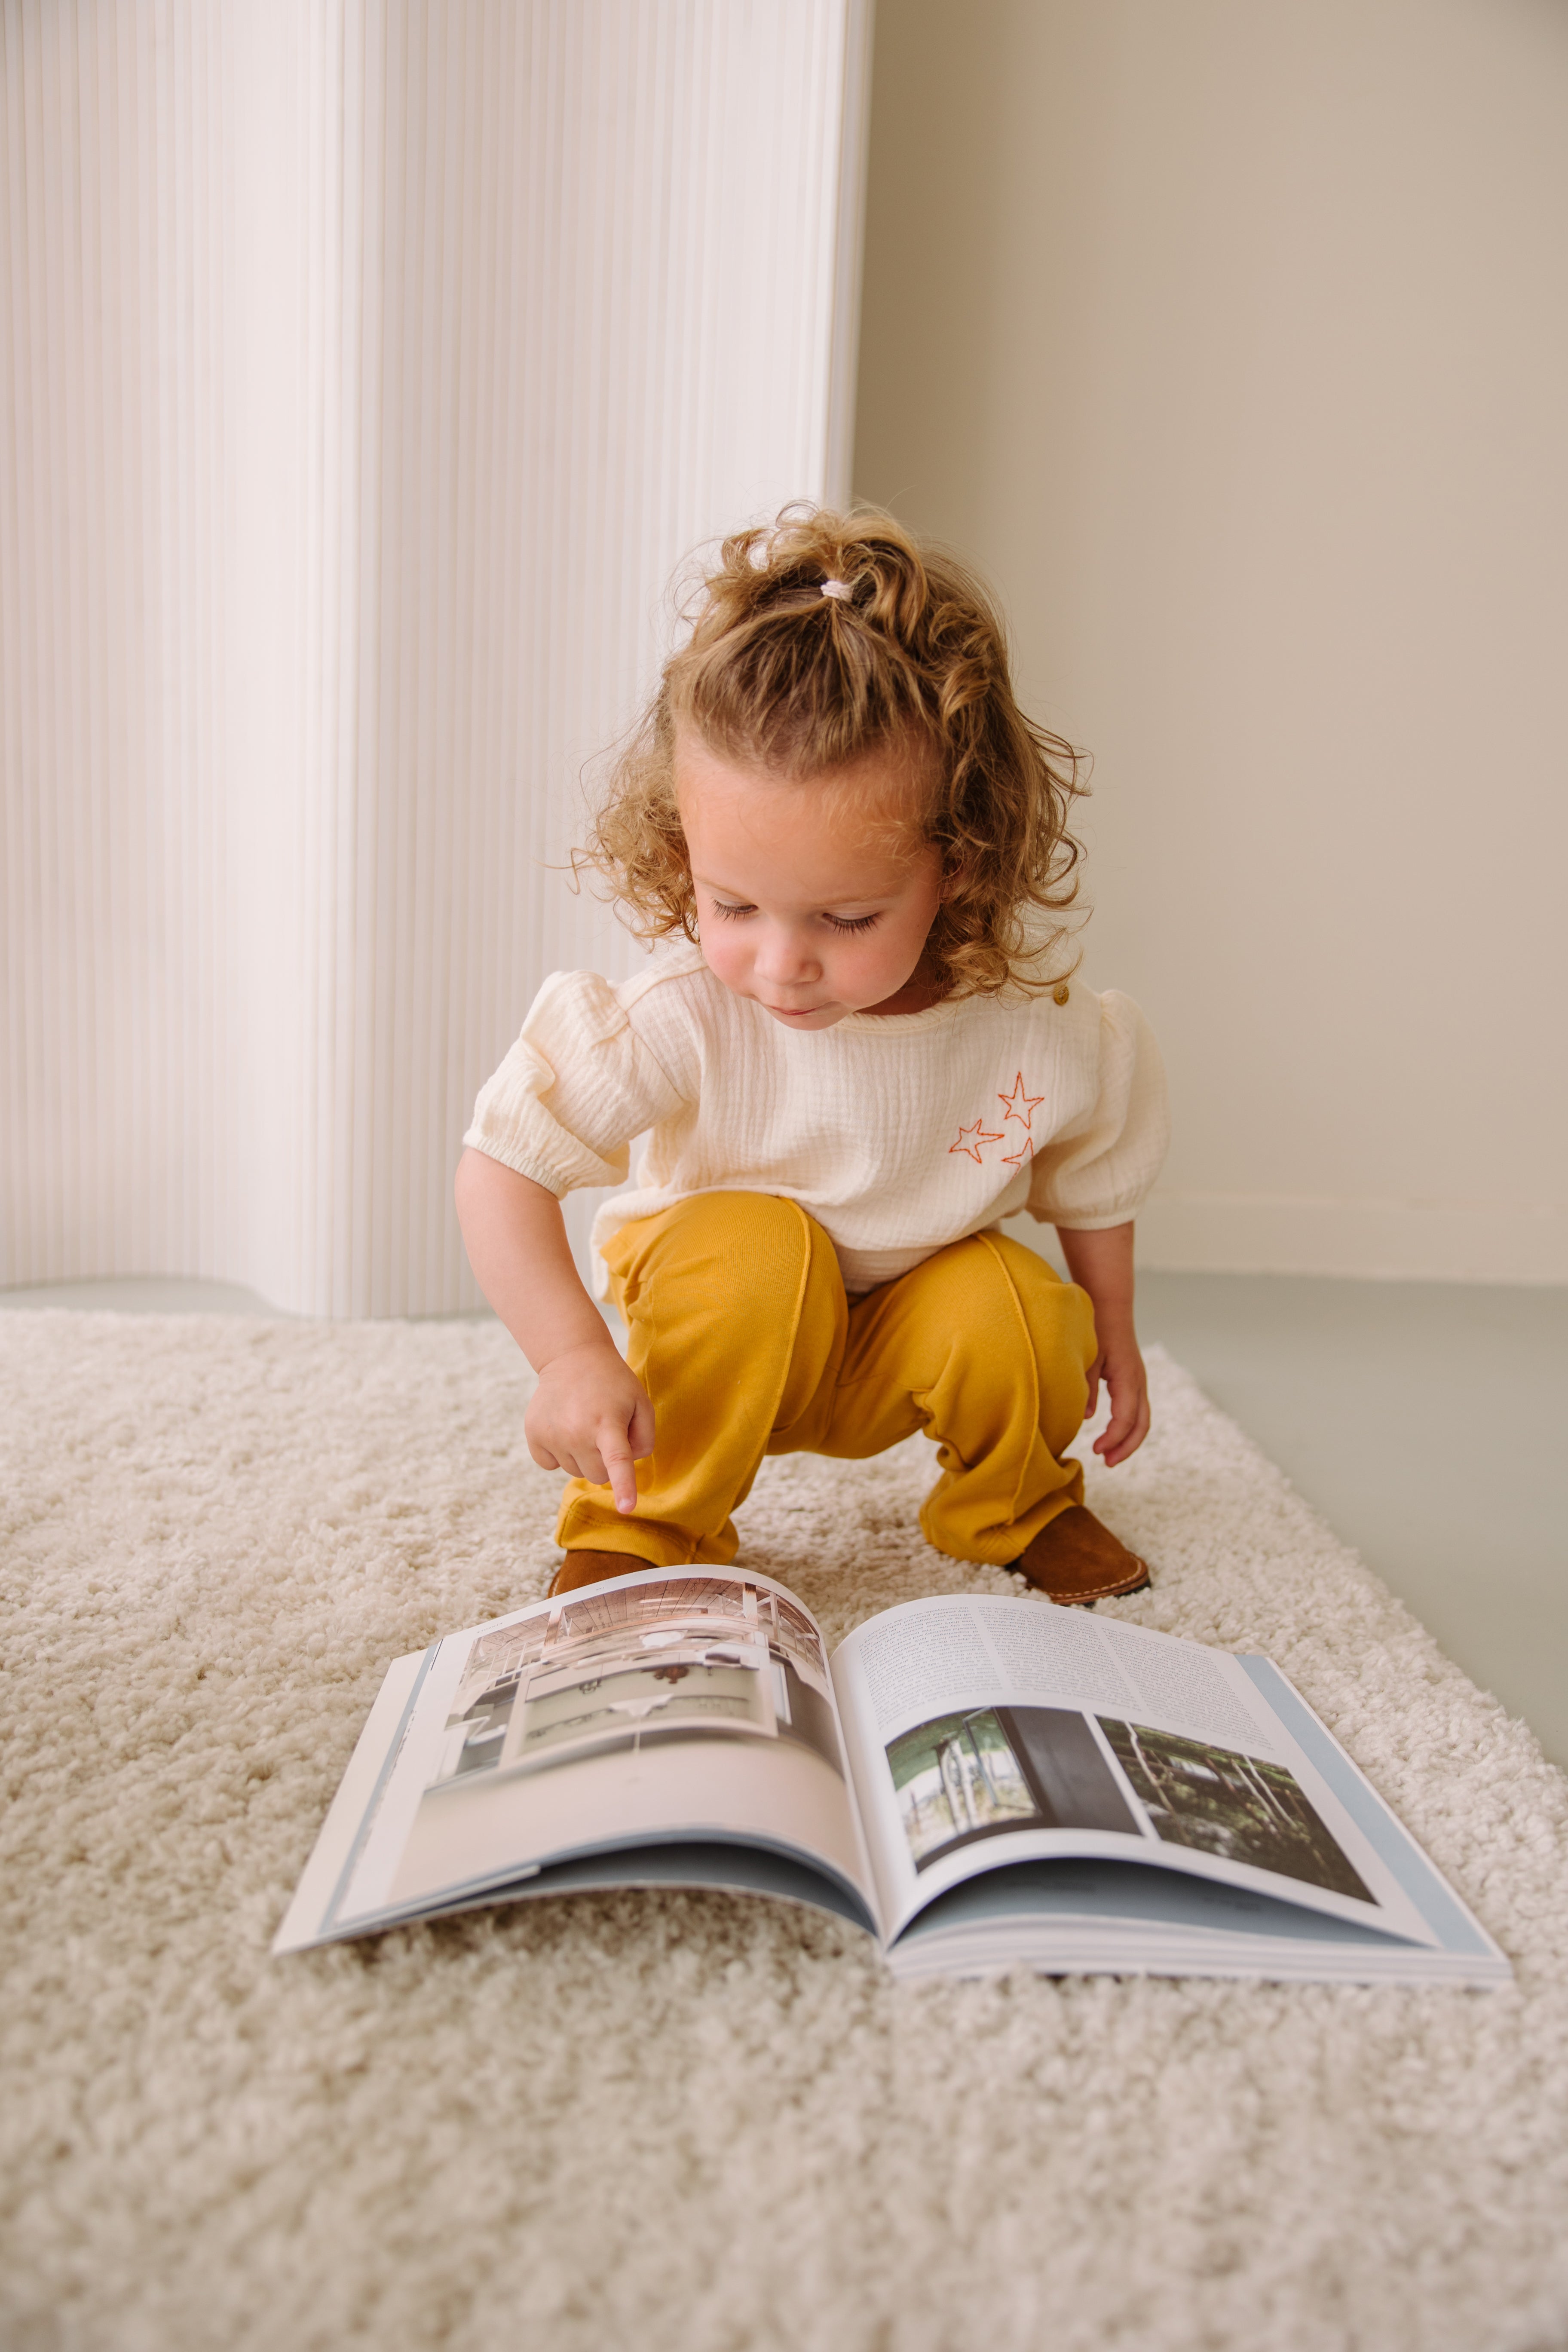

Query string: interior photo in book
[435,1575,842,1784]
[1096,1721,1374,1902]
[887,1706,1139,1870]
[371,1573,864,1924]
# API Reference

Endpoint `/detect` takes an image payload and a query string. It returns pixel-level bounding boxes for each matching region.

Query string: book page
[280,1567,876,1949]
[830,1594,1440,1949]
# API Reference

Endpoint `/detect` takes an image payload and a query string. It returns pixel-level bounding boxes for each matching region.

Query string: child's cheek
[701,929,749,994]
[844,936,896,995]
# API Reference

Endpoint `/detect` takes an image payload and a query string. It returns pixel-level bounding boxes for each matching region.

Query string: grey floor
[5,1270,1565,1771]
[1136,1273,1568,1771]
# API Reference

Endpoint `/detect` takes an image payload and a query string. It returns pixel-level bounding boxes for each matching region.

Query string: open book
[276,1565,1509,1985]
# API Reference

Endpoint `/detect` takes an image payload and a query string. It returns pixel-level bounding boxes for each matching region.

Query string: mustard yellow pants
[557,1191,1099,1571]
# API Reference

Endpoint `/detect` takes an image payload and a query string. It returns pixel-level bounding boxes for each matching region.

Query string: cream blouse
[464,941,1169,1295]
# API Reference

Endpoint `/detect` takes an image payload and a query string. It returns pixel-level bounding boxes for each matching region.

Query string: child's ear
[938,853,966,903]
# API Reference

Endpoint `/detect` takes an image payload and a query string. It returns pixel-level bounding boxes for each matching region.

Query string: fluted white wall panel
[3,0,232,1292]
[2,0,870,1312]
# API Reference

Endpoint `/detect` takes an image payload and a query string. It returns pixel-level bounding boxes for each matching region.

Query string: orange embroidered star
[998,1071,1044,1131]
[949,1118,1004,1164]
[1001,1137,1034,1168]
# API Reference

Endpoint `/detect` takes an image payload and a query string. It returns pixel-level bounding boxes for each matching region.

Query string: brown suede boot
[548,1550,657,1597]
[1007,1505,1151,1607]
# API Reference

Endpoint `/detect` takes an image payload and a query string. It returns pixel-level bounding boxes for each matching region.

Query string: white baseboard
[1124,1192,1568,1286]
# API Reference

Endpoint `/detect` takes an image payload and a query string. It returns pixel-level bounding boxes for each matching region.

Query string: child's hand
[1085,1323,1151,1467]
[525,1340,655,1514]
[1054,1224,1151,1469]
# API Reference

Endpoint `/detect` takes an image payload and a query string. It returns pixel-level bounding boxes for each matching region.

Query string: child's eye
[710,899,755,921]
[824,912,880,935]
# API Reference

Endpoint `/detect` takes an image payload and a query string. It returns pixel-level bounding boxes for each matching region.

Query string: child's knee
[983,1233,1098,1367]
[901,1236,1095,1454]
[616,1192,847,1436]
[616,1189,834,1323]
[913,1232,1092,1364]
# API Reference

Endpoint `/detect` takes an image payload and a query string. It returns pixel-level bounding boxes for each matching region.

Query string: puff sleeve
[462,971,689,1196]
[1026,989,1169,1230]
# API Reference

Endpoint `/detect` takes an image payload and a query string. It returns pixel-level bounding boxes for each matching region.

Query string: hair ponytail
[580,504,1086,997]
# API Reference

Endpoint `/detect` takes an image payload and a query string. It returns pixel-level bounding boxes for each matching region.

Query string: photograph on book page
[316,1568,874,1942]
[830,1594,1441,1949]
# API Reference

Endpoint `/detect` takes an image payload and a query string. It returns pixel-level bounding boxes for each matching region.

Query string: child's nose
[755,924,820,983]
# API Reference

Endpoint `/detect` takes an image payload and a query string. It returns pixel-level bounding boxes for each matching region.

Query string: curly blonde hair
[580,505,1086,997]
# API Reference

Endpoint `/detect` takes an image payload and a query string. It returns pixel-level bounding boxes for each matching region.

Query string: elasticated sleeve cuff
[462,970,688,1198]
[1026,990,1170,1228]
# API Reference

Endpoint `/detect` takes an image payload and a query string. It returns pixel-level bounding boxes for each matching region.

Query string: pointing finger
[600,1435,639,1515]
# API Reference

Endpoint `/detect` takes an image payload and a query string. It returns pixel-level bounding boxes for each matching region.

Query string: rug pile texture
[3,1310,1568,2352]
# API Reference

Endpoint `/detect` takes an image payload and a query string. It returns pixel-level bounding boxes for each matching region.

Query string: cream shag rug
[3,1310,1568,2352]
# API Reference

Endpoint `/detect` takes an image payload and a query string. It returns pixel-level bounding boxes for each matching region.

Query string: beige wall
[854,0,1568,1282]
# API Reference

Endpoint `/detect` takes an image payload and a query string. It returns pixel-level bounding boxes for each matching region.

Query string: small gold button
[1053,983,1070,1005]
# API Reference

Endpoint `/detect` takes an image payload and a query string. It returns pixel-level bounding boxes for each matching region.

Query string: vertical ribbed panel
[1,0,870,1314]
[3,0,233,1292]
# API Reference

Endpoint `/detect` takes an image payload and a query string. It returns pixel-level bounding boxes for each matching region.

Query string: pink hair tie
[819,579,853,601]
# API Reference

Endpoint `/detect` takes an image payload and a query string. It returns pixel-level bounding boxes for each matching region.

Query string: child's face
[675,732,944,1029]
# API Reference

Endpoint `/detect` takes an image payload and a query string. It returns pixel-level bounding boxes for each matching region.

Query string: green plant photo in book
[275,1566,1509,1988]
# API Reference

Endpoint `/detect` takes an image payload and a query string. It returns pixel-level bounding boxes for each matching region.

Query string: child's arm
[1054,1221,1150,1467]
[454,1148,654,1514]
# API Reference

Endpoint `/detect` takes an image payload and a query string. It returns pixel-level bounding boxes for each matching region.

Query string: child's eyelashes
[704,898,881,935]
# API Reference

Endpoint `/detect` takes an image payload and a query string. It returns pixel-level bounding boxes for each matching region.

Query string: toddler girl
[455,510,1168,1603]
